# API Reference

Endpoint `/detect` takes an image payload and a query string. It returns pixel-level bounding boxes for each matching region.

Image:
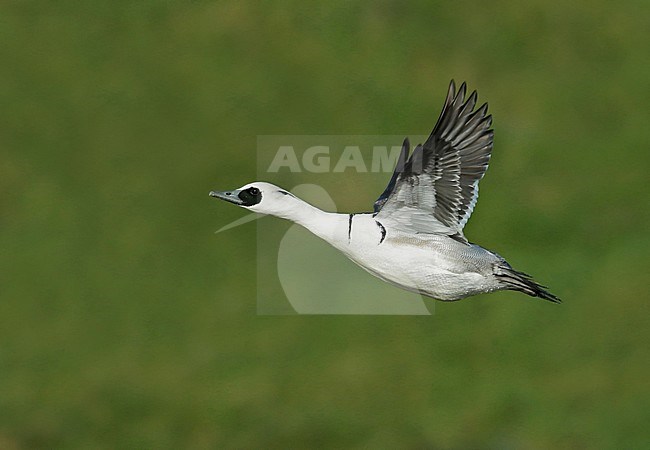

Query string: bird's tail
[494,263,561,303]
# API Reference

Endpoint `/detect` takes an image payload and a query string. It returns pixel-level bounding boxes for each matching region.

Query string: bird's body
[211,81,560,303]
[346,222,503,301]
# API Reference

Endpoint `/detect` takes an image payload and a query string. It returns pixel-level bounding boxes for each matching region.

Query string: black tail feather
[494,264,561,304]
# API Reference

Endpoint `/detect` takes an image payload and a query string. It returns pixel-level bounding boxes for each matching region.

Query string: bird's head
[209,181,300,217]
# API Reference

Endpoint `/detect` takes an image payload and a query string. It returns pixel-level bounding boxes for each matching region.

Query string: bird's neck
[274,199,348,244]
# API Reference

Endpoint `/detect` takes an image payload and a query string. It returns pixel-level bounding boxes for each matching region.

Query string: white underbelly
[341,239,498,301]
[318,214,500,301]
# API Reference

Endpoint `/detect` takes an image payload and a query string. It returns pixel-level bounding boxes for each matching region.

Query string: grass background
[1,0,649,448]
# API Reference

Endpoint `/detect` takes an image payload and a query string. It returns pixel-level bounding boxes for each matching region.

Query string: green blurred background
[1,1,649,448]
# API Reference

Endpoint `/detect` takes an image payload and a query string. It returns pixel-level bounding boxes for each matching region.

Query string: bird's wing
[374,80,493,240]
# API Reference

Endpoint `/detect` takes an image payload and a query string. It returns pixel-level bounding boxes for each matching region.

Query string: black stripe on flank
[376,220,386,244]
[348,214,354,242]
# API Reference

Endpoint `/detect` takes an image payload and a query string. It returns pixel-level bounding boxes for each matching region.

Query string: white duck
[210,81,560,303]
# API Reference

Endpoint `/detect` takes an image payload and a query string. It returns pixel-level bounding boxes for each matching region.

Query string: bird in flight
[210,81,560,303]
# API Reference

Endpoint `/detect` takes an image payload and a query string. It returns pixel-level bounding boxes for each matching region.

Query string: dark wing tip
[399,137,409,168]
[457,82,467,102]
[446,80,457,104]
[373,137,410,214]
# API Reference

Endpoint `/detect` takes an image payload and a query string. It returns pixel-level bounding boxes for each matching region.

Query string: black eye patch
[238,187,262,206]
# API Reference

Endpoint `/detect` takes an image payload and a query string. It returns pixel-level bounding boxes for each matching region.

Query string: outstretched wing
[374,80,494,239]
